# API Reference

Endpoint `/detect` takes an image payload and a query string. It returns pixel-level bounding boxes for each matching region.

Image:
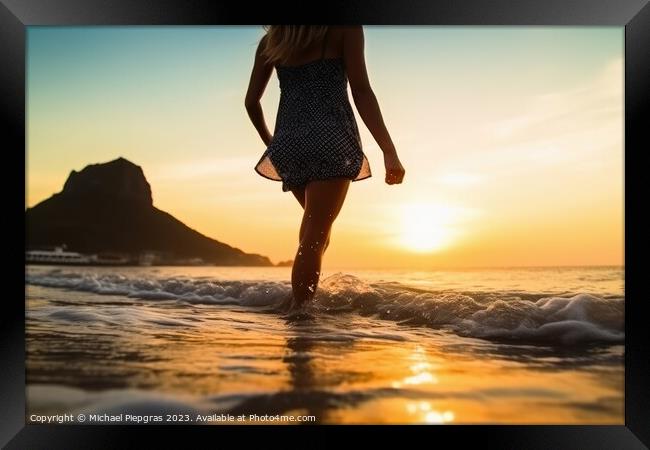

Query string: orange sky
[26,27,624,269]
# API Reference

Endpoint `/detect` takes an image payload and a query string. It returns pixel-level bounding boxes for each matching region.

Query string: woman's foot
[281,298,315,321]
[276,293,295,313]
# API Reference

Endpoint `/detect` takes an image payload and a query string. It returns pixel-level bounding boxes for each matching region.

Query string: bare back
[276,27,346,67]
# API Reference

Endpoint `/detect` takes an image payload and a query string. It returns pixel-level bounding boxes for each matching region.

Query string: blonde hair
[261,25,329,65]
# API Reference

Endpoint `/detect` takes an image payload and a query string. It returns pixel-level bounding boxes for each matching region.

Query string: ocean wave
[26,270,624,345]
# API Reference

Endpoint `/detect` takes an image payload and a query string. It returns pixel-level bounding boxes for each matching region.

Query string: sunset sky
[26,26,624,269]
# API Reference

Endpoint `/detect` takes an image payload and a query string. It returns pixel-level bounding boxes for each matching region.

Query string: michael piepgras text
[29,413,316,424]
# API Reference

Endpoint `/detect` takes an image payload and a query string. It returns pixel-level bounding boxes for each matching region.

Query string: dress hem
[280,172,373,193]
[254,165,283,182]
[254,150,372,192]
[253,150,283,181]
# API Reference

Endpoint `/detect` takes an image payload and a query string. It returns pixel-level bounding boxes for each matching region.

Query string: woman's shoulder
[258,33,269,49]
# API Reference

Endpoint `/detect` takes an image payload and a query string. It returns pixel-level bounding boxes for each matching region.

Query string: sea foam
[26,270,624,345]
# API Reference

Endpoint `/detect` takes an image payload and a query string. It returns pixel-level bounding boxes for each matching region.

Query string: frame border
[3,0,648,447]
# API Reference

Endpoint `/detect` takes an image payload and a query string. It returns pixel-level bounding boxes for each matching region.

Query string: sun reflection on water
[424,409,455,424]
[392,345,439,388]
[390,345,456,423]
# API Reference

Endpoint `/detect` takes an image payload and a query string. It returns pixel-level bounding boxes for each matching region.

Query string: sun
[398,203,458,252]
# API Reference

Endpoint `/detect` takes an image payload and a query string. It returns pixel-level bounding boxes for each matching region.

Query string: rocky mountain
[25,157,273,266]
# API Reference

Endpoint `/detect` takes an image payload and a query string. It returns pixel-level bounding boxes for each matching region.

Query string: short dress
[253,30,372,192]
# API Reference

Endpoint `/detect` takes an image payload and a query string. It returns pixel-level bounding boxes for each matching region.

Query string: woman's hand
[383,150,405,185]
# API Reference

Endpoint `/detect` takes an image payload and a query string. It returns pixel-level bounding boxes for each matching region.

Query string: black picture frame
[3,0,648,447]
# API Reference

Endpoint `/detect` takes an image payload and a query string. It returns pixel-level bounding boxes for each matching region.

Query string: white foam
[26,269,624,345]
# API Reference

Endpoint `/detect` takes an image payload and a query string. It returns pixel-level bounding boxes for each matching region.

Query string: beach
[25,265,624,424]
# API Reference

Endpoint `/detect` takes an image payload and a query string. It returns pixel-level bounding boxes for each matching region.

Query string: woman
[245,25,405,309]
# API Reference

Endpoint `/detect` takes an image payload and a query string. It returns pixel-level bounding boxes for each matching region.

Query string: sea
[25,265,624,424]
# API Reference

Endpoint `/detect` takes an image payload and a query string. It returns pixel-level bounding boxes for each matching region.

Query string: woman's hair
[261,25,329,65]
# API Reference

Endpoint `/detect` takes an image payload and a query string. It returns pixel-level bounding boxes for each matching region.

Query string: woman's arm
[245,35,275,146]
[343,26,405,185]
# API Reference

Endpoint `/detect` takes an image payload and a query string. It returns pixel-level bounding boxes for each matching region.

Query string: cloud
[151,156,255,182]
[437,172,483,188]
[488,56,623,145]
[470,57,623,174]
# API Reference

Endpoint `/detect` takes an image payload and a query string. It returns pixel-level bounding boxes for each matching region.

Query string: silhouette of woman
[246,26,405,309]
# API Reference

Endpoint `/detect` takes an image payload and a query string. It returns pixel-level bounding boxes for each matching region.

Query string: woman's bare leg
[291,178,350,307]
[291,184,331,253]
